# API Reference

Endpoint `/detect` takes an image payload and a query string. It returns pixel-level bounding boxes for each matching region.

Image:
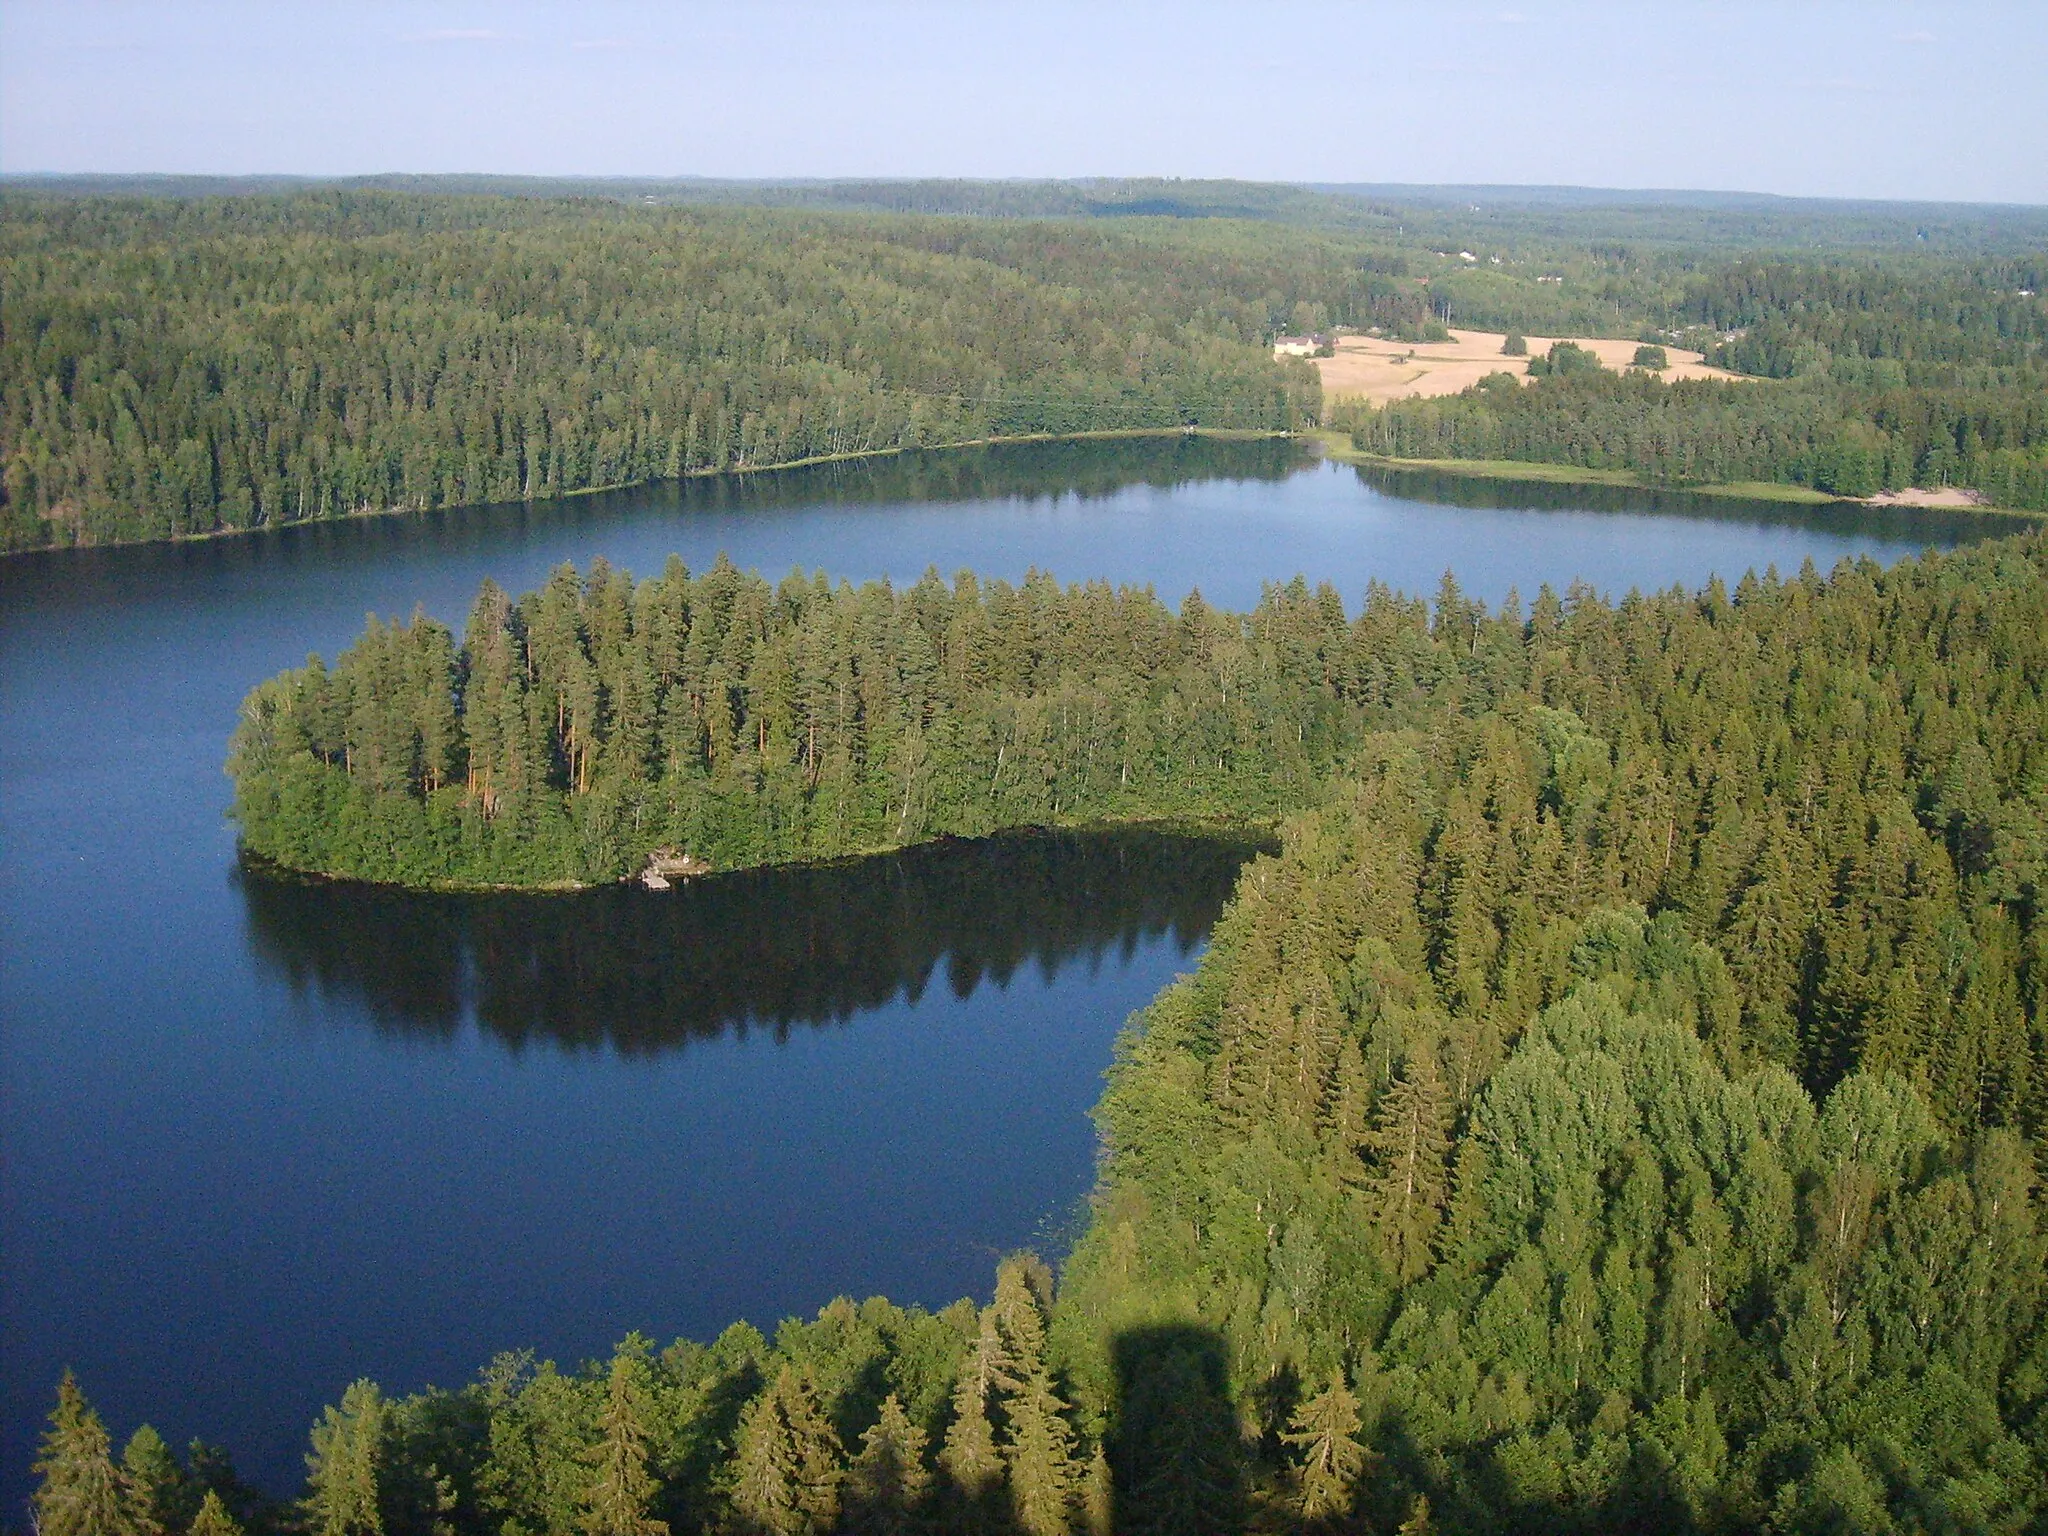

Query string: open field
[1861,485,1991,509]
[1308,327,1749,404]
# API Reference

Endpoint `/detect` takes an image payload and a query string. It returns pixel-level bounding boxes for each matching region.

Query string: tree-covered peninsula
[49,527,2048,1531]
[227,558,1355,887]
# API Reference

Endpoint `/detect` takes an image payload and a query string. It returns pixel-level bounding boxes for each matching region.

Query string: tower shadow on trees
[1106,1324,1244,1536]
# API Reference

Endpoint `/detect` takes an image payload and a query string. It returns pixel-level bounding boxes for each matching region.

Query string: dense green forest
[1335,255,2048,509]
[1338,366,2048,507]
[226,555,1365,887]
[17,175,2048,255]
[45,527,2048,1533]
[9,183,2046,552]
[0,194,1331,551]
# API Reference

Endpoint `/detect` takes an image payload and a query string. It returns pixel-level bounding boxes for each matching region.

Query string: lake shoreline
[1314,430,2042,517]
[235,812,1281,896]
[2,426,1295,561]
[17,421,2024,562]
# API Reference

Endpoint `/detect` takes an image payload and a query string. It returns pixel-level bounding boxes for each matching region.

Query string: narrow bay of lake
[0,437,2026,1506]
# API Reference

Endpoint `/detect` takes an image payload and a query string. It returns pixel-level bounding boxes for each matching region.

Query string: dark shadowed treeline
[40,529,2048,1532]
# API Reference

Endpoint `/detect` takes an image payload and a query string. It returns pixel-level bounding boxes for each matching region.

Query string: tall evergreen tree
[840,1394,929,1536]
[728,1367,841,1536]
[31,1372,137,1536]
[579,1343,668,1536]
[303,1380,388,1536]
[187,1491,244,1536]
[1281,1372,1368,1523]
[120,1425,185,1536]
[939,1321,1007,1530]
[1364,1046,1453,1282]
[1002,1374,1078,1536]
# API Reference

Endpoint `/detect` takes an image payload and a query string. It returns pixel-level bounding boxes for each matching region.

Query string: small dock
[638,849,711,889]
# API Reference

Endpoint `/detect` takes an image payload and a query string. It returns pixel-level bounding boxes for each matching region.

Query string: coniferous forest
[8,185,2047,553]
[17,181,2048,1536]
[2,193,1343,552]
[37,526,2030,1533]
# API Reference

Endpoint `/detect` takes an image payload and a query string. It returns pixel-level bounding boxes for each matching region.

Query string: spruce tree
[1080,1444,1113,1536]
[781,1369,843,1535]
[1002,1374,1078,1536]
[579,1345,668,1536]
[1280,1372,1368,1522]
[121,1425,185,1536]
[840,1394,929,1536]
[303,1379,387,1536]
[983,1258,1077,1535]
[729,1387,802,1536]
[31,1372,137,1536]
[729,1367,841,1536]
[939,1323,1006,1529]
[187,1491,244,1536]
[989,1256,1052,1391]
[1366,1046,1453,1282]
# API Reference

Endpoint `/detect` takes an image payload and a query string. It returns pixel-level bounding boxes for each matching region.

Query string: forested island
[6,182,2044,553]
[31,526,2039,1532]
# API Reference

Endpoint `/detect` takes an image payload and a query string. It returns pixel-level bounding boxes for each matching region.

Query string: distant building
[1273,336,1318,357]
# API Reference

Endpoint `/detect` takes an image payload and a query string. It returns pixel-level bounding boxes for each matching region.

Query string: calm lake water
[0,437,2026,1510]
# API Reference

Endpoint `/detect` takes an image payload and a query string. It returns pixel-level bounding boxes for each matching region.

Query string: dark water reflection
[240,828,1264,1055]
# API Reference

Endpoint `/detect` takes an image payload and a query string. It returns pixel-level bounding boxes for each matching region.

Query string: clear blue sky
[4,0,2043,204]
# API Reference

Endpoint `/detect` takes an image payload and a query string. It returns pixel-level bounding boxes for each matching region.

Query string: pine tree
[31,1372,137,1536]
[579,1344,668,1536]
[841,1394,929,1536]
[187,1491,244,1536]
[303,1379,387,1536]
[1397,1493,1435,1536]
[1281,1372,1368,1522]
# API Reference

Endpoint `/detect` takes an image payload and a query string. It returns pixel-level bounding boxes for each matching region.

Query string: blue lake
[0,437,2024,1509]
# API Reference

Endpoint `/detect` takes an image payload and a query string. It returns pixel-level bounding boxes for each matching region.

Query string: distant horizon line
[3,170,2044,212]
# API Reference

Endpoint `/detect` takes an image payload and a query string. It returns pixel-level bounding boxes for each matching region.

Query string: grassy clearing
[1317,432,1850,506]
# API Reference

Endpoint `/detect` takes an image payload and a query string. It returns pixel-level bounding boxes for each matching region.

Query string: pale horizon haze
[3,0,2046,206]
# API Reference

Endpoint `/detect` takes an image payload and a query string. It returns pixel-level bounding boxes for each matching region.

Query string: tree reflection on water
[237,826,1266,1056]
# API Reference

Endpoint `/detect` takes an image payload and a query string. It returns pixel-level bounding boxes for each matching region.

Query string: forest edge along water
[2,436,2039,1520]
